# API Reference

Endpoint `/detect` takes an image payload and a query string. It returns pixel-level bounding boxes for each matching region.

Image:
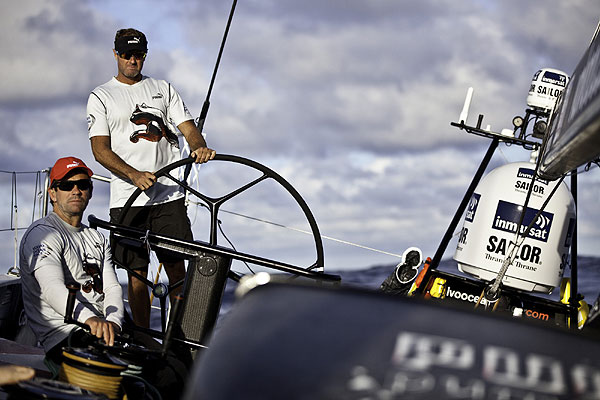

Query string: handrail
[89,215,341,283]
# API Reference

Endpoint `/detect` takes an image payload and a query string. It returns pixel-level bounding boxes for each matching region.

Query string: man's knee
[164,261,185,276]
[129,272,149,290]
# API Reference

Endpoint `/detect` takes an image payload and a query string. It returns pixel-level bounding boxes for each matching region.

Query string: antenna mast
[196,0,239,133]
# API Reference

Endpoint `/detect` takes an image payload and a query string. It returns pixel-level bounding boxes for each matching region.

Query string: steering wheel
[113,154,337,283]
[119,154,324,267]
[89,154,339,351]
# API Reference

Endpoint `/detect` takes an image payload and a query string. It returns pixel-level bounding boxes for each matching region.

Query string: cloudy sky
[1,0,599,277]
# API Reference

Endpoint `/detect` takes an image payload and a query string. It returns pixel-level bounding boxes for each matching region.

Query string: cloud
[180,0,600,157]
[1,0,599,274]
[0,1,116,106]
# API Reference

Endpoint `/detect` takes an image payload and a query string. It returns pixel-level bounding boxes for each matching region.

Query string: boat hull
[186,282,600,399]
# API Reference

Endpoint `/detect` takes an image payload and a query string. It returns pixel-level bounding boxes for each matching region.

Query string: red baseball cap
[49,157,94,187]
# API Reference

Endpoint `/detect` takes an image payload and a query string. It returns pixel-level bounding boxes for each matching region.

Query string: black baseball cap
[114,35,148,53]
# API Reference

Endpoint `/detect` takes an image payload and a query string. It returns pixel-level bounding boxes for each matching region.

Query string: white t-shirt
[87,76,194,208]
[19,212,124,351]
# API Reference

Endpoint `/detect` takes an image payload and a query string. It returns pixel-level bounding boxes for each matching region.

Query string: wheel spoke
[216,173,269,205]
[108,154,338,293]
[162,171,215,206]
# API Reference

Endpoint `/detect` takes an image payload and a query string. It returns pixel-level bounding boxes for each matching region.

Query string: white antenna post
[459,87,474,124]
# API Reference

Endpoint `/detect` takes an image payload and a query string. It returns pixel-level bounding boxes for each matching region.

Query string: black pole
[65,283,81,324]
[430,138,498,270]
[196,0,238,133]
[570,169,579,329]
[64,283,88,330]
[185,0,238,186]
[162,294,184,357]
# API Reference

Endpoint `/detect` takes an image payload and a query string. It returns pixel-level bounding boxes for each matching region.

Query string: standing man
[87,28,215,328]
[20,157,123,365]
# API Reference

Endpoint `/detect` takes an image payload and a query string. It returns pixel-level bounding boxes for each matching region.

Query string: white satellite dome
[526,68,569,112]
[454,161,575,294]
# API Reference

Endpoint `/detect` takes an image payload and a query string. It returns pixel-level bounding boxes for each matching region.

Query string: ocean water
[146,256,600,330]
[334,256,600,303]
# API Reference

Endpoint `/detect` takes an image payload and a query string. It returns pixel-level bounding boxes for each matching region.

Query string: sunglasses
[117,50,147,60]
[53,179,93,192]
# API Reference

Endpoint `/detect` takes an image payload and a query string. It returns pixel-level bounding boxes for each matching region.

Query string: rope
[60,350,126,399]
[487,173,566,298]
[3,165,404,270]
[149,263,164,304]
[179,155,405,261]
[11,172,20,271]
[210,206,404,259]
[0,169,48,174]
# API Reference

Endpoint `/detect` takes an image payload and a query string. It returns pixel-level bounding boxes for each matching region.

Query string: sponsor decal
[465,193,480,223]
[152,93,163,99]
[536,85,563,97]
[524,309,550,321]
[129,103,179,148]
[492,200,553,242]
[127,37,141,44]
[514,179,546,195]
[32,243,50,260]
[445,286,490,306]
[516,168,548,185]
[87,114,95,131]
[457,227,468,246]
[486,236,542,266]
[541,71,567,87]
[515,168,548,195]
[345,330,600,397]
[66,161,82,170]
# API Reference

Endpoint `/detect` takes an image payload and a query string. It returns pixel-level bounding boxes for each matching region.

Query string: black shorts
[109,198,193,269]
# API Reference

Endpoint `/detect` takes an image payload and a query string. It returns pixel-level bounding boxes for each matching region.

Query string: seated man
[19,157,190,397]
[19,156,123,367]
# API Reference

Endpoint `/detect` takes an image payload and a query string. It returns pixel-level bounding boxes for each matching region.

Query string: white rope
[13,204,18,270]
[191,205,404,259]
[180,146,405,260]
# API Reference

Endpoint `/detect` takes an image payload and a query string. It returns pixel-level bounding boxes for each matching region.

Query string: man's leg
[110,206,152,329]
[151,199,192,304]
[164,260,186,302]
[128,267,151,328]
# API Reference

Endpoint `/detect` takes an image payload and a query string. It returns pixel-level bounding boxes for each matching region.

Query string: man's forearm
[96,151,138,181]
[90,137,139,181]
[178,120,208,151]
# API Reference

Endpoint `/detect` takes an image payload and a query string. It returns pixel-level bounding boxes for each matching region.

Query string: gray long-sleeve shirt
[19,212,124,351]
